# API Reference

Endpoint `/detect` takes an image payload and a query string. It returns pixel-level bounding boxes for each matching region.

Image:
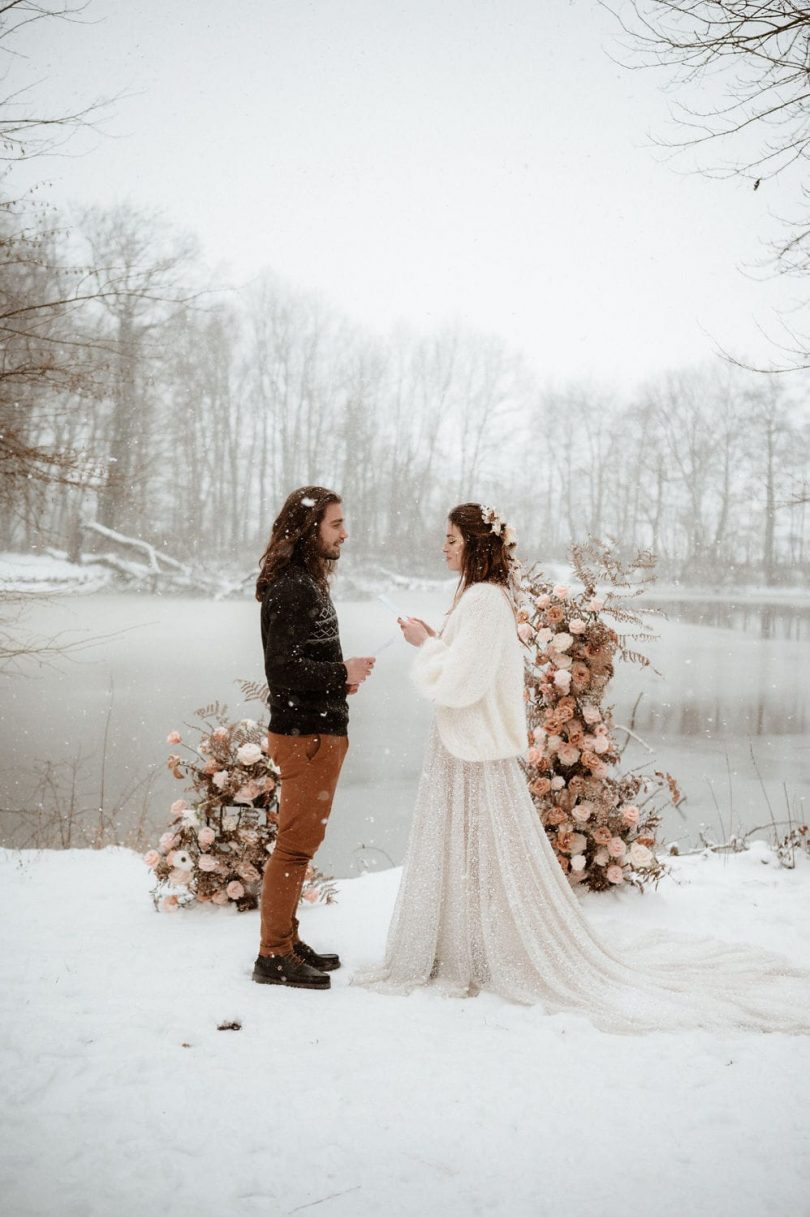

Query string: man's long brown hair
[255,485,342,600]
[449,502,513,593]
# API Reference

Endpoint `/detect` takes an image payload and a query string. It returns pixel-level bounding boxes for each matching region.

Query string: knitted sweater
[410,581,528,762]
[261,561,349,736]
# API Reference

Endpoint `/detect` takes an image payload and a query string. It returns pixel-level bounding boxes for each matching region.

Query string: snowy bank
[1,845,809,1217]
[0,551,113,595]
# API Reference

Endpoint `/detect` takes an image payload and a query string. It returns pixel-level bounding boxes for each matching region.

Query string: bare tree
[611,2,810,188]
[610,2,810,364]
[743,377,799,584]
[0,1,115,162]
[78,203,201,535]
[0,0,122,544]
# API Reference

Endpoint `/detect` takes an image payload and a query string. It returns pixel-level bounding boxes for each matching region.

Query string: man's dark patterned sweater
[261,560,349,737]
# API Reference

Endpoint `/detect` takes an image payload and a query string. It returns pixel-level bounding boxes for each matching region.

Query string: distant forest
[2,198,808,586]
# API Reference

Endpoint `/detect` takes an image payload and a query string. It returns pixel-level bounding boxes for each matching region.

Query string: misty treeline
[3,197,809,585]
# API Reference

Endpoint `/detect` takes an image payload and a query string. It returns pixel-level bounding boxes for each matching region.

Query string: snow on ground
[2,844,809,1217]
[4,549,810,608]
[0,551,112,594]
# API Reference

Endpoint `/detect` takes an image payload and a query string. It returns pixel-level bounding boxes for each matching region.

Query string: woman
[354,503,810,1034]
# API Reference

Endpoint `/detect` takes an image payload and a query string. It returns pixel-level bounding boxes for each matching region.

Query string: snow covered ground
[0,551,113,594]
[2,844,809,1217]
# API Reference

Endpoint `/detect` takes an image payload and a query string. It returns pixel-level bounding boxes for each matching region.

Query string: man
[253,485,375,990]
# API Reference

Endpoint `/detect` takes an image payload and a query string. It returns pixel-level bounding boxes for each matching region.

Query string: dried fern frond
[570,538,657,591]
[193,701,230,726]
[617,646,659,672]
[236,678,269,706]
[600,604,649,626]
[655,770,683,807]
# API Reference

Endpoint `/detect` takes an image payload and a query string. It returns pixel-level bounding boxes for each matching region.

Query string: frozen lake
[1,588,808,876]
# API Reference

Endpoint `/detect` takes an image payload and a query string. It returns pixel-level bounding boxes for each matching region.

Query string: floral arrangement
[519,541,682,893]
[144,701,337,912]
[481,504,518,549]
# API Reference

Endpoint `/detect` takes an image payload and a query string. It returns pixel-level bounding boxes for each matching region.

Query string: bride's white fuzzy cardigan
[410,581,528,762]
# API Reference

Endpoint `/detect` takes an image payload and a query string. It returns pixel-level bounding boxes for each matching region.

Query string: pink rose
[582,704,601,724]
[169,867,191,885]
[236,742,263,766]
[621,804,640,827]
[166,731,182,745]
[211,889,229,905]
[592,735,610,754]
[198,854,219,872]
[553,670,572,692]
[606,864,624,884]
[170,799,189,819]
[588,597,604,612]
[143,849,160,869]
[568,619,586,635]
[550,775,566,790]
[301,888,320,904]
[234,781,261,805]
[159,895,179,913]
[608,837,627,859]
[197,826,216,848]
[212,770,229,790]
[571,854,587,872]
[203,759,218,776]
[549,632,573,653]
[552,584,570,599]
[517,621,535,643]
[572,802,592,823]
[226,880,244,900]
[158,832,179,854]
[557,743,581,766]
[526,747,543,766]
[594,849,610,866]
[535,594,551,610]
[629,841,653,867]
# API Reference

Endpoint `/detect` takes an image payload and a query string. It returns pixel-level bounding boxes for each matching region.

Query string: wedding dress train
[354,725,810,1036]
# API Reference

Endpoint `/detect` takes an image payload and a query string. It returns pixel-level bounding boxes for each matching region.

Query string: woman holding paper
[353,502,810,1034]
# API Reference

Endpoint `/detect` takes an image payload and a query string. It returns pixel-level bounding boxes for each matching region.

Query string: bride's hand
[412,617,436,637]
[398,616,430,647]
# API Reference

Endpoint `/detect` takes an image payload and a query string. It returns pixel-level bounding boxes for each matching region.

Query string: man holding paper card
[252,486,375,991]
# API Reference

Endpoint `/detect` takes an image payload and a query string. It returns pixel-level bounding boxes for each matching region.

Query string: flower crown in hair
[480,505,518,549]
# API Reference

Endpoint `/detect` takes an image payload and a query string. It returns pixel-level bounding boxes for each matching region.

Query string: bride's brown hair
[255,485,342,600]
[448,502,514,592]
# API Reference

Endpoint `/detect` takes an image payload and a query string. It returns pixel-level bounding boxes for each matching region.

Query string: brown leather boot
[252,952,330,989]
[293,940,341,971]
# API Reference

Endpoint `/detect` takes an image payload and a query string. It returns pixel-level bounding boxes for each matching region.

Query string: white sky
[9,0,802,388]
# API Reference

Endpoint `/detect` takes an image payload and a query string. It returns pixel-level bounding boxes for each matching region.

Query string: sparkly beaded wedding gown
[354,581,810,1035]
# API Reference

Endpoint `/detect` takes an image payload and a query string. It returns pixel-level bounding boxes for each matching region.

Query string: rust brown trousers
[259,731,349,957]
